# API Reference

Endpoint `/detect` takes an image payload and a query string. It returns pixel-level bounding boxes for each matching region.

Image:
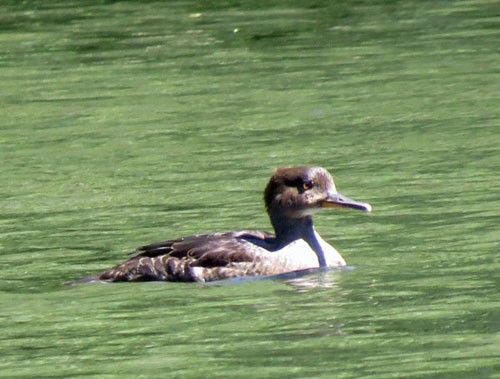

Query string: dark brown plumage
[97,231,274,282]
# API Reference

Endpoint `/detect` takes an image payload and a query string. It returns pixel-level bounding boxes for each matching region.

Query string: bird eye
[301,180,314,191]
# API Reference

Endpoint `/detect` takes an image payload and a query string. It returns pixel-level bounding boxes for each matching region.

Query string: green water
[1,0,499,377]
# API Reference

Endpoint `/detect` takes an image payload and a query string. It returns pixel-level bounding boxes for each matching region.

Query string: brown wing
[94,230,276,283]
[137,230,274,257]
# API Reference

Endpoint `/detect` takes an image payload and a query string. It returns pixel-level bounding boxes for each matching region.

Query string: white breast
[257,232,346,271]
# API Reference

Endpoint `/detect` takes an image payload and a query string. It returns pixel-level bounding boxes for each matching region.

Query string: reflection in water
[284,267,352,292]
[205,266,352,291]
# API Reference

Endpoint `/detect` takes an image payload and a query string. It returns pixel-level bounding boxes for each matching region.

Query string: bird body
[75,166,371,283]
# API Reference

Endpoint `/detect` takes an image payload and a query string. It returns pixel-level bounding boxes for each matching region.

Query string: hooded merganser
[75,166,371,283]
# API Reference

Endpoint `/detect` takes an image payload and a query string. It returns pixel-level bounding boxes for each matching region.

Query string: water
[1,0,499,377]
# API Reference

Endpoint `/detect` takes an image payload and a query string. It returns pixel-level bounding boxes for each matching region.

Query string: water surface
[1,1,499,378]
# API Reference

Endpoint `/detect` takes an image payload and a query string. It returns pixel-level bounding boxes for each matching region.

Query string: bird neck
[269,212,327,267]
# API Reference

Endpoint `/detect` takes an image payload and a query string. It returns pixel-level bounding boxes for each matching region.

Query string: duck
[75,166,371,283]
